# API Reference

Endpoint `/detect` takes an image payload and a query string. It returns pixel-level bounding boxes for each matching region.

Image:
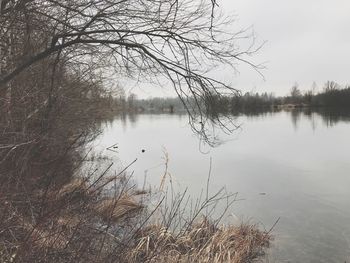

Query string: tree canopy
[1,0,261,131]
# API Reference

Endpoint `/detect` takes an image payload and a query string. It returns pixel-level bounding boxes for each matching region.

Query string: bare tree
[0,0,261,124]
[0,3,271,261]
[290,82,301,101]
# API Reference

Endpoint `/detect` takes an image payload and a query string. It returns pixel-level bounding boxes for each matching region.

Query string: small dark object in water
[141,149,145,153]
[113,146,118,149]
[259,193,267,195]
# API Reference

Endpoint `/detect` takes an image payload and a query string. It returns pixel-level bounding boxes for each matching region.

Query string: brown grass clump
[57,178,88,199]
[94,195,144,222]
[128,218,270,263]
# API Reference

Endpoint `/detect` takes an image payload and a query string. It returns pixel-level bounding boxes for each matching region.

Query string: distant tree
[324,81,340,92]
[169,104,174,113]
[127,93,137,110]
[304,90,313,104]
[290,83,301,98]
[288,83,302,104]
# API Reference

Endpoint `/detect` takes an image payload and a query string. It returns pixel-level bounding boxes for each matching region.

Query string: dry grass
[129,218,270,263]
[0,169,271,263]
[94,195,144,222]
[57,178,88,198]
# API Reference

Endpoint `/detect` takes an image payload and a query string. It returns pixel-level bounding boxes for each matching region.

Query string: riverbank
[0,148,271,262]
[0,96,271,263]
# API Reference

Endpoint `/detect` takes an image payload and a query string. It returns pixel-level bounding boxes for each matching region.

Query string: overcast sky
[221,0,350,95]
[129,0,350,98]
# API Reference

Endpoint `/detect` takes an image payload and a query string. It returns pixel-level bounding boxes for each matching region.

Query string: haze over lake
[91,110,350,263]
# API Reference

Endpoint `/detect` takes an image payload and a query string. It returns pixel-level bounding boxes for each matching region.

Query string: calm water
[91,110,350,263]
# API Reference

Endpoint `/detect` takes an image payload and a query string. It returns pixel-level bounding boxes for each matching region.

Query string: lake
[91,109,350,263]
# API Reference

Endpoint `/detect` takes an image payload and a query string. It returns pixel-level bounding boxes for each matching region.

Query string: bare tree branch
[0,0,263,135]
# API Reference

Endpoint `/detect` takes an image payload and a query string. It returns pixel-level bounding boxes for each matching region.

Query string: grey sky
[129,0,350,98]
[223,0,350,95]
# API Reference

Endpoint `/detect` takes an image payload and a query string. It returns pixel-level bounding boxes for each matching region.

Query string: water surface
[92,110,350,263]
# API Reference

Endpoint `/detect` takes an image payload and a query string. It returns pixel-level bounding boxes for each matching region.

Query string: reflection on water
[234,108,350,129]
[92,109,350,263]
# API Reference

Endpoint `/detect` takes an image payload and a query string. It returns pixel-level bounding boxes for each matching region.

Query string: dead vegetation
[130,219,270,263]
[0,0,270,262]
[0,158,271,263]
[94,195,144,222]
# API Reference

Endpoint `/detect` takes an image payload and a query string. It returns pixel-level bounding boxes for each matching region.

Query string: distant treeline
[114,81,350,114]
[233,81,350,111]
[211,81,350,113]
[113,94,187,113]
